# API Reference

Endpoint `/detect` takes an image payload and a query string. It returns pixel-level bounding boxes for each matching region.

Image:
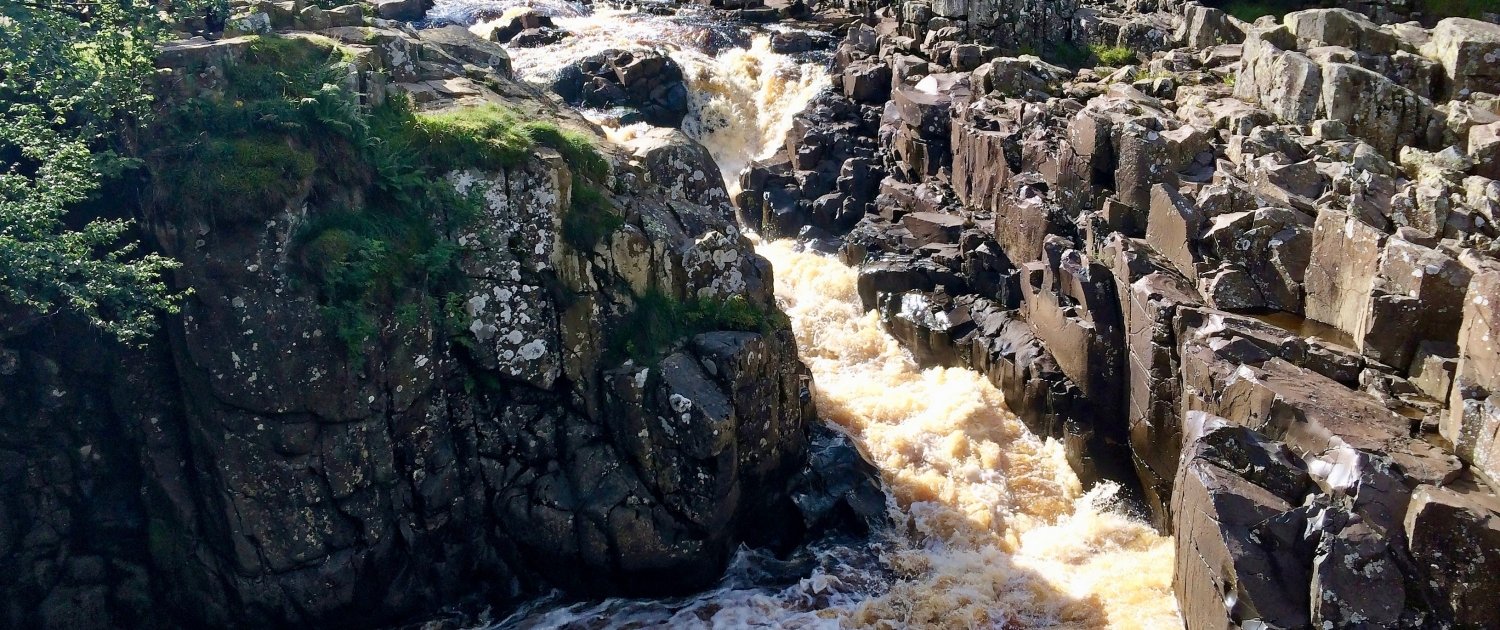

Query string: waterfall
[435,2,1181,626]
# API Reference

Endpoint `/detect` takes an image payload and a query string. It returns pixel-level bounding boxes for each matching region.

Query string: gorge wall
[7,0,1500,626]
[0,14,885,628]
[738,0,1500,626]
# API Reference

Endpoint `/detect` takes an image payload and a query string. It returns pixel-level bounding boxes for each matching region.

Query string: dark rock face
[552,49,690,127]
[0,23,831,629]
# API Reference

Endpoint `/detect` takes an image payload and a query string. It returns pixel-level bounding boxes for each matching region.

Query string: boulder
[1145,184,1205,281]
[1284,8,1398,55]
[551,49,688,127]
[1173,421,1313,630]
[1177,2,1244,49]
[1404,481,1500,628]
[1197,206,1314,314]
[1445,260,1500,482]
[1426,18,1500,100]
[372,0,428,21]
[843,59,892,103]
[417,25,512,75]
[485,8,555,43]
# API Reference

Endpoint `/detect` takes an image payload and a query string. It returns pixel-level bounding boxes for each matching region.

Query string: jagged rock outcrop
[551,48,691,127]
[0,12,846,629]
[735,0,1500,625]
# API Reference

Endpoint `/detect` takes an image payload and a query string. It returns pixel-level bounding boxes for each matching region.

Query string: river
[425,1,1180,626]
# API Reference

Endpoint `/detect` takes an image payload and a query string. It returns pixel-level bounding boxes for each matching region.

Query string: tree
[0,0,216,341]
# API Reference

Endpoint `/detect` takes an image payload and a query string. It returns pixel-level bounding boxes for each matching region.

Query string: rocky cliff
[0,13,864,628]
[741,0,1500,626]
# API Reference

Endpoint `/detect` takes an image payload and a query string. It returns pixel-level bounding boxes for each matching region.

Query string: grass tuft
[1090,44,1137,67]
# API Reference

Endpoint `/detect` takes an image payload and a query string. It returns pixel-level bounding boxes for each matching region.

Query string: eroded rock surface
[0,12,833,629]
[730,1,1500,626]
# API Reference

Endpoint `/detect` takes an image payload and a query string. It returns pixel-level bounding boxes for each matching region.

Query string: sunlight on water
[755,241,1179,629]
[430,1,1180,625]
[447,0,827,192]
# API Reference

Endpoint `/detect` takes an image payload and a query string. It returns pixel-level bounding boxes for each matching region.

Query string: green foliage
[149,35,484,356]
[159,137,319,221]
[1039,41,1091,68]
[562,183,624,250]
[395,105,610,180]
[0,0,216,341]
[608,291,788,364]
[399,105,534,173]
[1418,0,1489,19]
[1090,44,1138,67]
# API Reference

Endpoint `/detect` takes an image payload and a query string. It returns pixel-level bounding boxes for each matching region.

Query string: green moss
[608,290,788,364]
[404,105,534,172]
[1090,44,1138,67]
[519,121,610,181]
[562,183,623,250]
[156,136,317,221]
[395,105,609,180]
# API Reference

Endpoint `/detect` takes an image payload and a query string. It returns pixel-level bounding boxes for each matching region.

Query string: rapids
[430,0,828,192]
[428,2,1181,626]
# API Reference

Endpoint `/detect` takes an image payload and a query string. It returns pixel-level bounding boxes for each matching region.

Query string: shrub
[1090,44,1138,67]
[1418,0,1488,19]
[608,291,788,364]
[561,183,624,250]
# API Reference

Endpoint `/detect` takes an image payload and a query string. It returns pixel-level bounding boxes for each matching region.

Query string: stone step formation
[736,0,1500,627]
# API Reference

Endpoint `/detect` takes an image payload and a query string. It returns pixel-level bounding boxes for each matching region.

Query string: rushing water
[429,0,827,193]
[428,2,1180,626]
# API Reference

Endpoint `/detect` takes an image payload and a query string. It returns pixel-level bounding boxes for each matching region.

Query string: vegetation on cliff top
[150,34,614,355]
[609,291,789,364]
[0,0,220,341]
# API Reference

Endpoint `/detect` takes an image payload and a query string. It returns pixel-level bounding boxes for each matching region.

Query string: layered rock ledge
[739,0,1500,626]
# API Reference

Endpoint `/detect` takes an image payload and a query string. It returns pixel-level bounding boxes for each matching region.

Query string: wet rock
[485,9,555,44]
[373,0,430,21]
[1127,270,1202,526]
[552,49,688,127]
[788,423,888,536]
[1021,239,1126,428]
[856,253,968,311]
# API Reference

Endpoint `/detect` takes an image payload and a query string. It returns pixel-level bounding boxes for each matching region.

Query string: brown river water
[424,1,1181,625]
